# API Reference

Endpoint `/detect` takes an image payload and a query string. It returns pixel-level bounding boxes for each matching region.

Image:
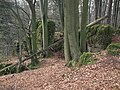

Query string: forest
[0,0,120,89]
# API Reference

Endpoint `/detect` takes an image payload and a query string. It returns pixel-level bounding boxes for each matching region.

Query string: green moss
[106,43,120,56]
[27,62,40,70]
[0,63,28,76]
[37,20,56,45]
[0,63,16,76]
[66,52,97,67]
[36,20,56,57]
[78,52,97,66]
[36,20,55,49]
[65,60,77,68]
[114,27,120,35]
[87,24,113,51]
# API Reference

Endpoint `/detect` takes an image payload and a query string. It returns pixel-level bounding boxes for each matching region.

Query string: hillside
[0,53,120,90]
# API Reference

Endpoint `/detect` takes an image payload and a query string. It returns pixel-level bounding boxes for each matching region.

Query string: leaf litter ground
[0,52,120,90]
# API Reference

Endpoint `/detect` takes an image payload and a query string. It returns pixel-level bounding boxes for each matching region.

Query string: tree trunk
[107,0,113,24]
[80,0,89,52]
[58,0,64,31]
[112,0,119,28]
[95,0,99,20]
[26,0,39,65]
[39,0,48,56]
[64,0,80,61]
[95,0,102,22]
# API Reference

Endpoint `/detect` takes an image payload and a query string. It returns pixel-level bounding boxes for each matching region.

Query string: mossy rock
[36,20,56,57]
[106,43,120,56]
[36,20,56,49]
[87,24,113,52]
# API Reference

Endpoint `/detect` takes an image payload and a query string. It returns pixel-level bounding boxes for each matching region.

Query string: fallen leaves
[0,54,120,90]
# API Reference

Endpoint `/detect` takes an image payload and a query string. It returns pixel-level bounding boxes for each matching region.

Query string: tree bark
[64,0,80,61]
[39,0,48,56]
[26,0,39,65]
[80,0,89,52]
[107,0,113,24]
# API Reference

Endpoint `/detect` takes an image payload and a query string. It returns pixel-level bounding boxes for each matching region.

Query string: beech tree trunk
[64,0,80,61]
[80,0,89,52]
[39,0,48,56]
[26,0,39,65]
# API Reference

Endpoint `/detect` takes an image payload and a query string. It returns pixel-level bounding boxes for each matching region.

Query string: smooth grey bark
[64,0,80,61]
[80,0,89,52]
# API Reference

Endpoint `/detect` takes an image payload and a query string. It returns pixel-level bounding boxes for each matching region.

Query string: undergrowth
[106,43,120,56]
[66,52,97,68]
[0,63,30,76]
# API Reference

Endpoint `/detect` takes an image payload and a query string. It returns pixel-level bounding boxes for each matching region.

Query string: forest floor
[0,51,120,90]
[0,35,120,90]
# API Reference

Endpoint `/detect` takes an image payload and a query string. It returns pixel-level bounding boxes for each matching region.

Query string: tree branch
[87,15,108,27]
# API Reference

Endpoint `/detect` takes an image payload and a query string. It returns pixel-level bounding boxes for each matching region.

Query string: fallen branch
[0,38,63,73]
[87,15,108,27]
[22,38,63,62]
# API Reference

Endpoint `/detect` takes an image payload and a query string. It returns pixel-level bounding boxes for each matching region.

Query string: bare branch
[87,15,108,27]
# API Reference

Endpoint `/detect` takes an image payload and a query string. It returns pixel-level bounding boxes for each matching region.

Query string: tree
[94,0,102,23]
[39,0,49,56]
[112,0,120,28]
[64,0,80,61]
[57,0,64,30]
[107,0,113,24]
[25,0,39,65]
[80,0,89,52]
